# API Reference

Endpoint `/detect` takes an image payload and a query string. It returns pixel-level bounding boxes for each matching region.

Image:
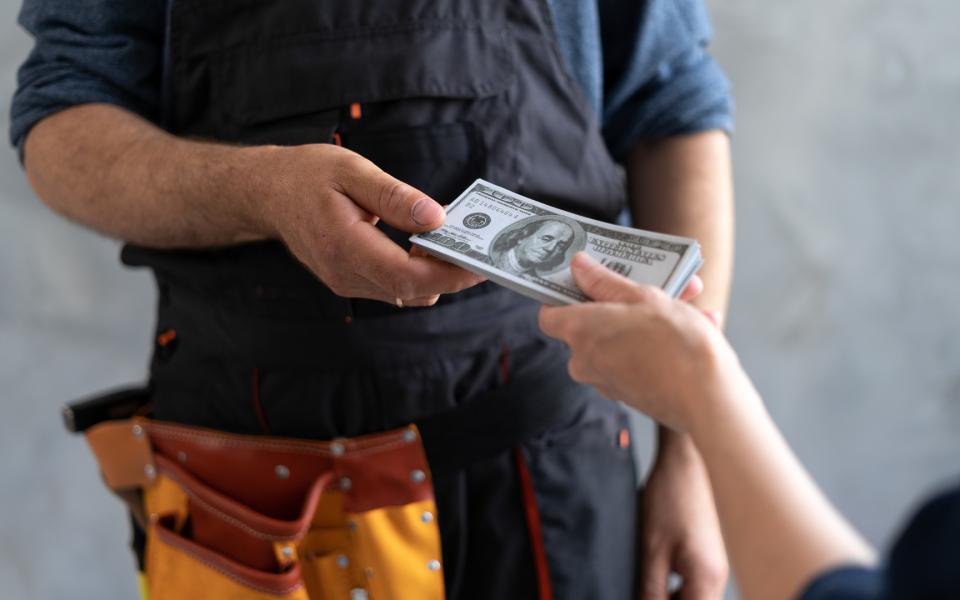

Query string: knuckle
[339,151,369,175]
[705,561,730,585]
[567,357,587,382]
[677,548,729,588]
[700,557,730,585]
[631,284,657,304]
[332,154,362,188]
[390,277,416,300]
[377,179,408,218]
[326,280,348,298]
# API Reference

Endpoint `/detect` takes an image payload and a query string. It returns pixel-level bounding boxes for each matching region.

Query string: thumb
[340,156,446,232]
[570,253,652,303]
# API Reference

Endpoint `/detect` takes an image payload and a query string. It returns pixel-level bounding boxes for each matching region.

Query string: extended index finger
[337,155,446,233]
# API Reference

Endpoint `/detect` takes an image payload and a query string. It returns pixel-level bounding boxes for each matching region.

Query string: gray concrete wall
[1,0,958,597]
[710,0,960,553]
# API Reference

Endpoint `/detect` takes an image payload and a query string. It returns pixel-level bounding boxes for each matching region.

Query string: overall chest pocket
[202,20,516,202]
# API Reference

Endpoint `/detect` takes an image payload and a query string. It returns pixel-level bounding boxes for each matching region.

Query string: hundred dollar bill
[410,179,703,305]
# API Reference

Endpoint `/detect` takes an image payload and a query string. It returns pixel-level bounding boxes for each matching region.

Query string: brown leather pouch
[85,418,444,600]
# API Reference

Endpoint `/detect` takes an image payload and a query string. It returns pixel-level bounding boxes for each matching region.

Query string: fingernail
[412,198,444,226]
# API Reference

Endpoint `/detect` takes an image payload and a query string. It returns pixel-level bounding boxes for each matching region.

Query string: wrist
[686,363,763,450]
[229,144,287,239]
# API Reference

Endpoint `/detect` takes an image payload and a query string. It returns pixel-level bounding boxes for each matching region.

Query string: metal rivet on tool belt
[336,555,349,569]
[275,465,290,480]
[410,469,426,483]
[340,477,352,492]
[421,511,434,523]
[176,451,187,464]
[402,430,416,443]
[143,464,156,480]
[348,520,358,531]
[350,588,368,600]
[428,560,441,571]
[281,546,294,558]
[331,442,345,456]
[132,424,144,437]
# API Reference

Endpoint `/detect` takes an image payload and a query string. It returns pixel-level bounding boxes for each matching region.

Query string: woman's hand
[538,253,737,432]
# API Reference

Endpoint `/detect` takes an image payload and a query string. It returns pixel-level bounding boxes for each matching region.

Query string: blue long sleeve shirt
[10,0,733,161]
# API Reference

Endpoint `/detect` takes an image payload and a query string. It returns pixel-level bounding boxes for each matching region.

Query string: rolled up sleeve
[9,0,164,152]
[599,0,733,160]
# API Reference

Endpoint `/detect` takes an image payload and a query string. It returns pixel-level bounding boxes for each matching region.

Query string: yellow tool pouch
[85,418,445,600]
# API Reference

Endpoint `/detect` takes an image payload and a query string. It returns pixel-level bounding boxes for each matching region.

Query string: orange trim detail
[619,428,630,449]
[514,448,553,600]
[349,103,362,120]
[157,329,177,347]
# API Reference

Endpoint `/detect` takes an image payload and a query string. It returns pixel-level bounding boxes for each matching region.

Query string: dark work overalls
[124,1,637,598]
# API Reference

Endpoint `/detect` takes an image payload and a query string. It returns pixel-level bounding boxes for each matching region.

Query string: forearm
[630,128,736,583]
[689,370,875,600]
[24,103,274,248]
[627,130,734,321]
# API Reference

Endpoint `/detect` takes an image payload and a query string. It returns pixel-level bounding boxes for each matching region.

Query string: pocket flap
[212,21,514,125]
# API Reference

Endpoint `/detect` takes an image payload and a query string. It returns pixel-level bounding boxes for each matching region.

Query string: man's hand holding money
[259,144,486,306]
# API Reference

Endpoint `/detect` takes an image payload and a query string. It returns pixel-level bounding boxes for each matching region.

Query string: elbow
[23,118,60,209]
[21,112,92,221]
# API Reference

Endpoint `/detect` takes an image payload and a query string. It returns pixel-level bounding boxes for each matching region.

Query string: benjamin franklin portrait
[489,215,587,277]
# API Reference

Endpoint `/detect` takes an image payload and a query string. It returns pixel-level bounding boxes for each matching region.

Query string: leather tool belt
[81,413,445,600]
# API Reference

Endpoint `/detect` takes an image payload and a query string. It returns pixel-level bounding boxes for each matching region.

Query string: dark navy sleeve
[796,565,887,600]
[598,0,733,160]
[886,484,960,598]
[797,483,960,600]
[9,0,165,152]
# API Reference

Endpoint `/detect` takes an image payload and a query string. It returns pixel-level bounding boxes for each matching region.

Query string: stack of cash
[411,179,703,305]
